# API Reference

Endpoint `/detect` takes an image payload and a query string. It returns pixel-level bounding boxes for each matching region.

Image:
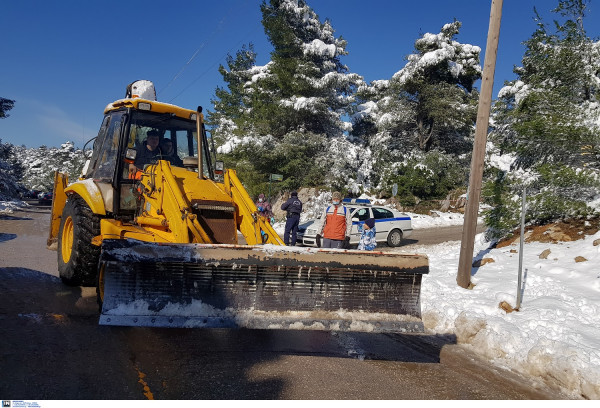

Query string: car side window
[373,207,394,220]
[352,207,370,221]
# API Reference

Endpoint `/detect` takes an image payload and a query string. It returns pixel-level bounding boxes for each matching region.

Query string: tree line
[1,0,598,238]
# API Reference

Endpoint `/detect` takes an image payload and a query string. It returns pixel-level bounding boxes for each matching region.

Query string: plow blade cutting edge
[98,239,429,333]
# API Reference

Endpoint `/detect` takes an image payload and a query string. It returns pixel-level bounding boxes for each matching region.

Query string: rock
[499,301,516,313]
[593,239,600,247]
[539,249,551,259]
[510,249,517,253]
[575,256,587,263]
[429,211,440,218]
[473,257,495,267]
[440,197,450,212]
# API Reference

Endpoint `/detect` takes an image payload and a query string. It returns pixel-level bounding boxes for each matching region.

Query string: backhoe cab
[47,80,429,333]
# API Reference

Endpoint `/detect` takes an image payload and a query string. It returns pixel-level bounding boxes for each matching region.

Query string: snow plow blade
[98,239,429,333]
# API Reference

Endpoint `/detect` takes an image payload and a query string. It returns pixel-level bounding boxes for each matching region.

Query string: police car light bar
[342,198,371,205]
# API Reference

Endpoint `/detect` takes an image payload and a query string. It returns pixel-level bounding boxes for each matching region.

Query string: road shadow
[0,267,96,316]
[0,233,18,243]
[399,238,418,246]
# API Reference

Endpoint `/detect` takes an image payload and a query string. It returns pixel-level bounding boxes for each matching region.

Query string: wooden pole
[457,0,503,288]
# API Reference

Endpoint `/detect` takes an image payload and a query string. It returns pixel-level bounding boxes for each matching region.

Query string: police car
[299,198,413,247]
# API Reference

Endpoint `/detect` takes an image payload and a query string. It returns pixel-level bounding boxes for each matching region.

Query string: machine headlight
[138,102,152,110]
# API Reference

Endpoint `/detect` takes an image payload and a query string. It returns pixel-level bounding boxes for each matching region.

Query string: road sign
[270,174,283,182]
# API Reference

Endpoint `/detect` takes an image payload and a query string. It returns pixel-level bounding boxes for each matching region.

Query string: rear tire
[387,229,403,247]
[57,195,101,286]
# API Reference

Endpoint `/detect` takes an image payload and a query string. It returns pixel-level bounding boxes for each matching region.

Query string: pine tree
[352,21,481,198]
[487,0,600,236]
[209,0,364,194]
[0,97,15,119]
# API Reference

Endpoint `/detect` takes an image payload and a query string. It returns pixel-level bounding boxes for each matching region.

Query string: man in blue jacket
[280,191,302,246]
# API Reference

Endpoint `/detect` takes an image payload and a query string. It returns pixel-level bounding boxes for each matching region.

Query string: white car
[299,199,413,248]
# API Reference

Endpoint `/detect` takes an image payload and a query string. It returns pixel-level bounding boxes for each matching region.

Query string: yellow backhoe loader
[47,80,429,333]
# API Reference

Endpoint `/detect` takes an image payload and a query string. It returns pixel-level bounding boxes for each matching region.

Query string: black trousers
[283,214,300,245]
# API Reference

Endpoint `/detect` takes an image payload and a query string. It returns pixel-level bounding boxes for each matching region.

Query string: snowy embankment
[0,200,26,214]
[414,224,600,399]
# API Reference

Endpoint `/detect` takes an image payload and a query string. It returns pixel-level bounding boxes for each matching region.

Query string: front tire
[387,229,403,247]
[57,195,101,286]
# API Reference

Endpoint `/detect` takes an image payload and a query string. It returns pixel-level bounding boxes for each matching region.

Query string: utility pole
[457,0,503,288]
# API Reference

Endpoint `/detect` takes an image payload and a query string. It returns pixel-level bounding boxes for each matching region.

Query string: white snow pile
[414,230,600,399]
[0,200,26,214]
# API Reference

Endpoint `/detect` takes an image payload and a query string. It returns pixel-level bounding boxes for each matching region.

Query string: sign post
[268,174,283,200]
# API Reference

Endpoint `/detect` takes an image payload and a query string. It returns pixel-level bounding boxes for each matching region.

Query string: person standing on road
[255,193,274,224]
[317,191,352,249]
[357,218,377,251]
[281,191,302,246]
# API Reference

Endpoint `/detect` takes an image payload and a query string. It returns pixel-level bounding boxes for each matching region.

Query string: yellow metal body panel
[64,179,107,215]
[47,172,69,249]
[100,219,171,243]
[104,98,198,122]
[127,160,239,244]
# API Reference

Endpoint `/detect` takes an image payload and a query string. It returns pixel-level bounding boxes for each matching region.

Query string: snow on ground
[412,224,600,399]
[406,210,473,228]
[0,200,26,214]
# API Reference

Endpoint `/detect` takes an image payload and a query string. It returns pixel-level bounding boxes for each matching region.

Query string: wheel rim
[61,216,74,264]
[391,231,402,246]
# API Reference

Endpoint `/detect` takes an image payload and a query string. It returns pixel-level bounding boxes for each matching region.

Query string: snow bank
[0,200,26,214]
[417,231,600,399]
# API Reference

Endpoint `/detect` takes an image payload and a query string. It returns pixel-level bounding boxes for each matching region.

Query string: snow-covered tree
[1,97,15,119]
[11,142,88,191]
[0,139,25,200]
[352,21,480,199]
[209,0,364,195]
[486,0,600,236]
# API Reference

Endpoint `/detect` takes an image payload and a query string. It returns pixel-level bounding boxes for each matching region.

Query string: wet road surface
[0,206,568,399]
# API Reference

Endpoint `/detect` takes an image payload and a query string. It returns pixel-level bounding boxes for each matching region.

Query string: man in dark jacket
[280,191,302,246]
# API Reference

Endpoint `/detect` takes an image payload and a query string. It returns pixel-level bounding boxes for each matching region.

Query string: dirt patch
[497,218,600,248]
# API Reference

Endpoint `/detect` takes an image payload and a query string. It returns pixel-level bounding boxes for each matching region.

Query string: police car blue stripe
[352,217,411,225]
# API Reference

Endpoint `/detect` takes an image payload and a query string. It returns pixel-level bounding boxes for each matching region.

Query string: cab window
[87,112,124,181]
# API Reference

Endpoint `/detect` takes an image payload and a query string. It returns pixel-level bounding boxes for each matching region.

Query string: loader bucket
[98,239,429,333]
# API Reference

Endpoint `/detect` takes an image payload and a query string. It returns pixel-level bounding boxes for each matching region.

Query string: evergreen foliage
[0,139,25,200]
[487,0,600,237]
[352,21,480,194]
[11,142,88,192]
[0,97,15,119]
[208,0,363,198]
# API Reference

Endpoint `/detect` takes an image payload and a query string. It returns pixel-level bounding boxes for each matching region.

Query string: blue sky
[1,0,599,149]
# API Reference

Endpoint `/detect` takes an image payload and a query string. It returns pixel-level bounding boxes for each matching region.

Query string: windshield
[125,110,212,178]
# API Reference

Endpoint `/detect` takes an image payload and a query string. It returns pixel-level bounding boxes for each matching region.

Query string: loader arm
[136,160,234,244]
[222,169,285,245]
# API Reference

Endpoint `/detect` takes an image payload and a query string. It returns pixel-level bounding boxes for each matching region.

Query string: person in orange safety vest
[317,191,352,249]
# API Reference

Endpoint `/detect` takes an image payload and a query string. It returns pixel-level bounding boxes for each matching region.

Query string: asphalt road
[0,206,567,399]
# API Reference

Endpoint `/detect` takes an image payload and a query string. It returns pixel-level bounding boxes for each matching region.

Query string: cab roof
[104,98,199,121]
